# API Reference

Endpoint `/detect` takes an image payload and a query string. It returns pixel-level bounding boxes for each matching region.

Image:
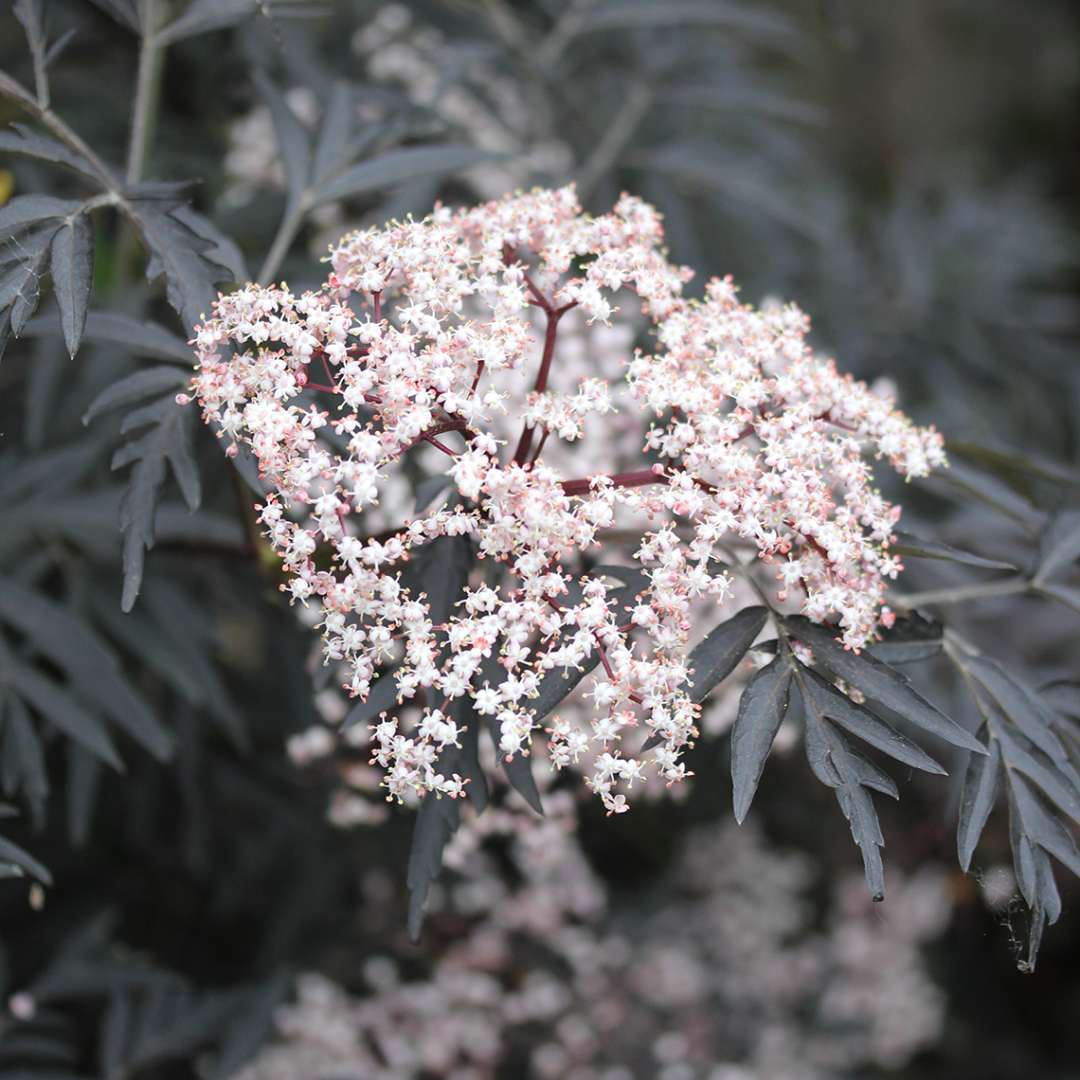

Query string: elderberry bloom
[191,185,943,814]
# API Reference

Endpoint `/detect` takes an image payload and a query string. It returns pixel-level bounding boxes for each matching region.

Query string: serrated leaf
[892,531,1016,571]
[957,735,1001,871]
[108,396,202,611]
[0,123,99,180]
[8,662,122,770]
[50,214,94,358]
[311,144,492,207]
[0,577,171,761]
[961,655,1068,765]
[730,652,792,823]
[128,201,235,331]
[686,605,767,704]
[0,195,82,233]
[786,615,985,754]
[799,663,947,775]
[1,223,58,351]
[803,697,887,900]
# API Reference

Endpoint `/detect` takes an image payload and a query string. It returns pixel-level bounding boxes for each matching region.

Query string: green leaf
[50,213,94,358]
[891,531,1015,571]
[785,615,985,753]
[685,605,767,704]
[730,652,792,824]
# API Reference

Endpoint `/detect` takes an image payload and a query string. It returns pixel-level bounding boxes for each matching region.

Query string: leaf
[207,972,291,1080]
[50,214,94,358]
[1,222,59,354]
[730,652,792,823]
[957,736,1001,871]
[1037,582,1080,616]
[86,0,141,32]
[935,459,1045,532]
[127,201,235,331]
[798,664,947,776]
[14,0,46,50]
[8,662,122,770]
[253,70,311,206]
[27,309,192,362]
[1037,509,1080,579]
[83,366,189,424]
[574,1,793,39]
[0,195,82,233]
[891,531,1016,571]
[802,694,888,900]
[0,123,99,180]
[785,615,985,753]
[961,655,1069,765]
[1040,680,1080,719]
[867,611,944,665]
[406,786,461,941]
[155,0,259,45]
[685,605,767,704]
[414,475,451,512]
[947,439,1080,488]
[0,577,172,761]
[311,145,492,207]
[0,831,51,885]
[312,80,354,183]
[1,692,49,814]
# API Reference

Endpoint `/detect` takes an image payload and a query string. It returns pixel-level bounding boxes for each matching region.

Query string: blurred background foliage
[0,1,1078,1076]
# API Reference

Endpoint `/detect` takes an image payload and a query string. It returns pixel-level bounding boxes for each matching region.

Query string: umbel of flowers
[190,186,944,816]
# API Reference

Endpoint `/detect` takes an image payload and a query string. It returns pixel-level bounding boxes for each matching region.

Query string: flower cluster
[235,789,949,1080]
[190,185,944,814]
